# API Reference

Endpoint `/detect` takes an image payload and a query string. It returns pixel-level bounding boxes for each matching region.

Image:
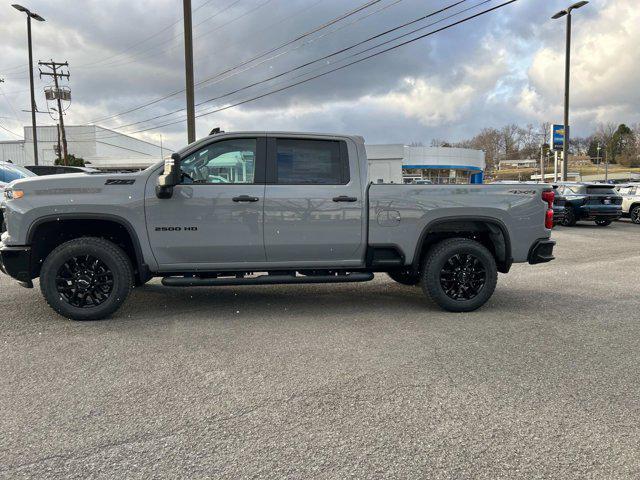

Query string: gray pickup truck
[1,132,555,320]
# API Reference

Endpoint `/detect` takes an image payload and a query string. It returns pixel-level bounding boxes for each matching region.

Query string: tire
[387,269,420,286]
[421,238,497,312]
[40,237,133,321]
[631,206,640,225]
[561,206,576,226]
[595,219,612,227]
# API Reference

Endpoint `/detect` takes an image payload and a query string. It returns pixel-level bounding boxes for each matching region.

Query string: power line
[0,123,23,138]
[97,0,473,132]
[90,0,266,71]
[75,0,219,69]
[89,0,385,124]
[99,0,518,138]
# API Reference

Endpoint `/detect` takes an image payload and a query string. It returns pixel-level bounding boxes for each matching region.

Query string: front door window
[180,138,256,185]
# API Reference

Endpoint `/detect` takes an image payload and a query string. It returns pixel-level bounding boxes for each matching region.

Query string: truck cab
[149,132,367,270]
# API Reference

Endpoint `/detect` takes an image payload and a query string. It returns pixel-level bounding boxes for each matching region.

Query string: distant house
[498,159,538,170]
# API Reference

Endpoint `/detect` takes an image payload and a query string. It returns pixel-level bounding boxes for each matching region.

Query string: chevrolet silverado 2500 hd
[0,132,555,320]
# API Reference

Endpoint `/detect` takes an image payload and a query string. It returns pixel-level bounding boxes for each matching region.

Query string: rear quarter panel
[368,184,551,264]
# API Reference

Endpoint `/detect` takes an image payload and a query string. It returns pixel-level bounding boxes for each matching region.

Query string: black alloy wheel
[631,206,640,225]
[439,253,487,301]
[55,255,114,308]
[595,219,612,227]
[40,237,133,321]
[421,238,498,312]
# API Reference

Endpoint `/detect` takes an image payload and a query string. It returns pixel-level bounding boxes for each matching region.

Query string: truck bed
[368,184,552,264]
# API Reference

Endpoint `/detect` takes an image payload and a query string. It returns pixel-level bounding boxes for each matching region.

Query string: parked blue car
[1,161,37,232]
[555,183,622,226]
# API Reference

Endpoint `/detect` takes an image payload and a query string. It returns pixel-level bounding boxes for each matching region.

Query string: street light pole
[12,4,45,166]
[552,1,588,182]
[562,11,571,182]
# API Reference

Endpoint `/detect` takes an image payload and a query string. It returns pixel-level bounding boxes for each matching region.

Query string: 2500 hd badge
[154,226,198,232]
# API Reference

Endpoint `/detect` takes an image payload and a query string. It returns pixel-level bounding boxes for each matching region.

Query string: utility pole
[39,60,70,164]
[13,4,45,165]
[183,0,196,144]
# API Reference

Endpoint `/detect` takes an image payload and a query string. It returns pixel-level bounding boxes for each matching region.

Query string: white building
[365,144,485,184]
[498,158,538,170]
[0,125,170,170]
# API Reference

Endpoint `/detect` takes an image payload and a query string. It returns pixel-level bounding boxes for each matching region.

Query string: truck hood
[9,171,144,192]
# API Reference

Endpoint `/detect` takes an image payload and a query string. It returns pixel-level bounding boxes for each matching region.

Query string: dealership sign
[551,124,569,151]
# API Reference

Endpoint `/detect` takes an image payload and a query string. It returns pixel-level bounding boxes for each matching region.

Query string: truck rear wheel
[40,237,133,321]
[421,238,497,312]
[387,269,420,286]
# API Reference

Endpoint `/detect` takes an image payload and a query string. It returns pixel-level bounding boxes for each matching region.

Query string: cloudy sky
[0,0,638,150]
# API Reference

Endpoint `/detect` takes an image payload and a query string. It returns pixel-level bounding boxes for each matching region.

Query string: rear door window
[275,138,348,185]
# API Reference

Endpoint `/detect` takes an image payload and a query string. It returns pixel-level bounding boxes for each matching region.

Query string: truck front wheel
[421,238,497,312]
[40,237,133,321]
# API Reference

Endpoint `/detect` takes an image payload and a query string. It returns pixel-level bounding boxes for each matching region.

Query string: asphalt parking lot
[1,221,639,479]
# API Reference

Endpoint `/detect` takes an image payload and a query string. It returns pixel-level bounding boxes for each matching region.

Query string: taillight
[542,190,555,229]
[541,190,555,208]
[545,209,554,229]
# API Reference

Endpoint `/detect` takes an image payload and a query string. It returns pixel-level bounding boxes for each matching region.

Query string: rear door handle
[232,195,260,203]
[333,195,358,203]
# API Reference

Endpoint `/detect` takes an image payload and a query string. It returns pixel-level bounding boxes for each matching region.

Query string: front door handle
[232,195,260,203]
[333,195,358,203]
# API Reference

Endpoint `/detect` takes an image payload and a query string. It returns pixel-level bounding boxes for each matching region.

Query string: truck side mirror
[156,152,181,199]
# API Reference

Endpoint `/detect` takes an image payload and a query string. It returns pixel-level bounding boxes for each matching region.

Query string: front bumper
[0,243,33,288]
[528,239,555,265]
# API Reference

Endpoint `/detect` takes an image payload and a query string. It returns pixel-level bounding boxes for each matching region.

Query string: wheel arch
[26,213,149,282]
[411,216,512,274]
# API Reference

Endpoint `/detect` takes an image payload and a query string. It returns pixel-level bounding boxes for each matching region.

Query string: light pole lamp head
[12,4,45,21]
[552,1,588,19]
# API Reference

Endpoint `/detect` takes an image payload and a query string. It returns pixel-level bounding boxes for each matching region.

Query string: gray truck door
[263,137,364,266]
[144,136,266,269]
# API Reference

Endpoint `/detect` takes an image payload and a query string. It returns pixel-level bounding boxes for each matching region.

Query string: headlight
[3,189,24,200]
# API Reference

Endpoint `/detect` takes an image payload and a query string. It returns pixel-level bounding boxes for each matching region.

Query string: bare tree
[595,123,617,163]
[467,128,503,169]
[500,124,524,159]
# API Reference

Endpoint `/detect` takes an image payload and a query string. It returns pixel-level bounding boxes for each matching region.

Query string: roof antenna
[209,127,223,135]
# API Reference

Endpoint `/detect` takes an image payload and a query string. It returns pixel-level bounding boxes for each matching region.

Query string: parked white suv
[616,183,640,224]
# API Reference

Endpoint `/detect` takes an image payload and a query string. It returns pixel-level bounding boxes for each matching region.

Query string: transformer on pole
[39,60,71,164]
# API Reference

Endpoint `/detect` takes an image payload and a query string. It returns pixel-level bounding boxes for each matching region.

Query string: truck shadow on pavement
[107,279,568,326]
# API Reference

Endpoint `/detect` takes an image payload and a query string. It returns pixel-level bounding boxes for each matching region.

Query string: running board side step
[161,272,374,287]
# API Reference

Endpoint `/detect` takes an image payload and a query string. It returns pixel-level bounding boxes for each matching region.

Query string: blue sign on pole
[551,124,569,151]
